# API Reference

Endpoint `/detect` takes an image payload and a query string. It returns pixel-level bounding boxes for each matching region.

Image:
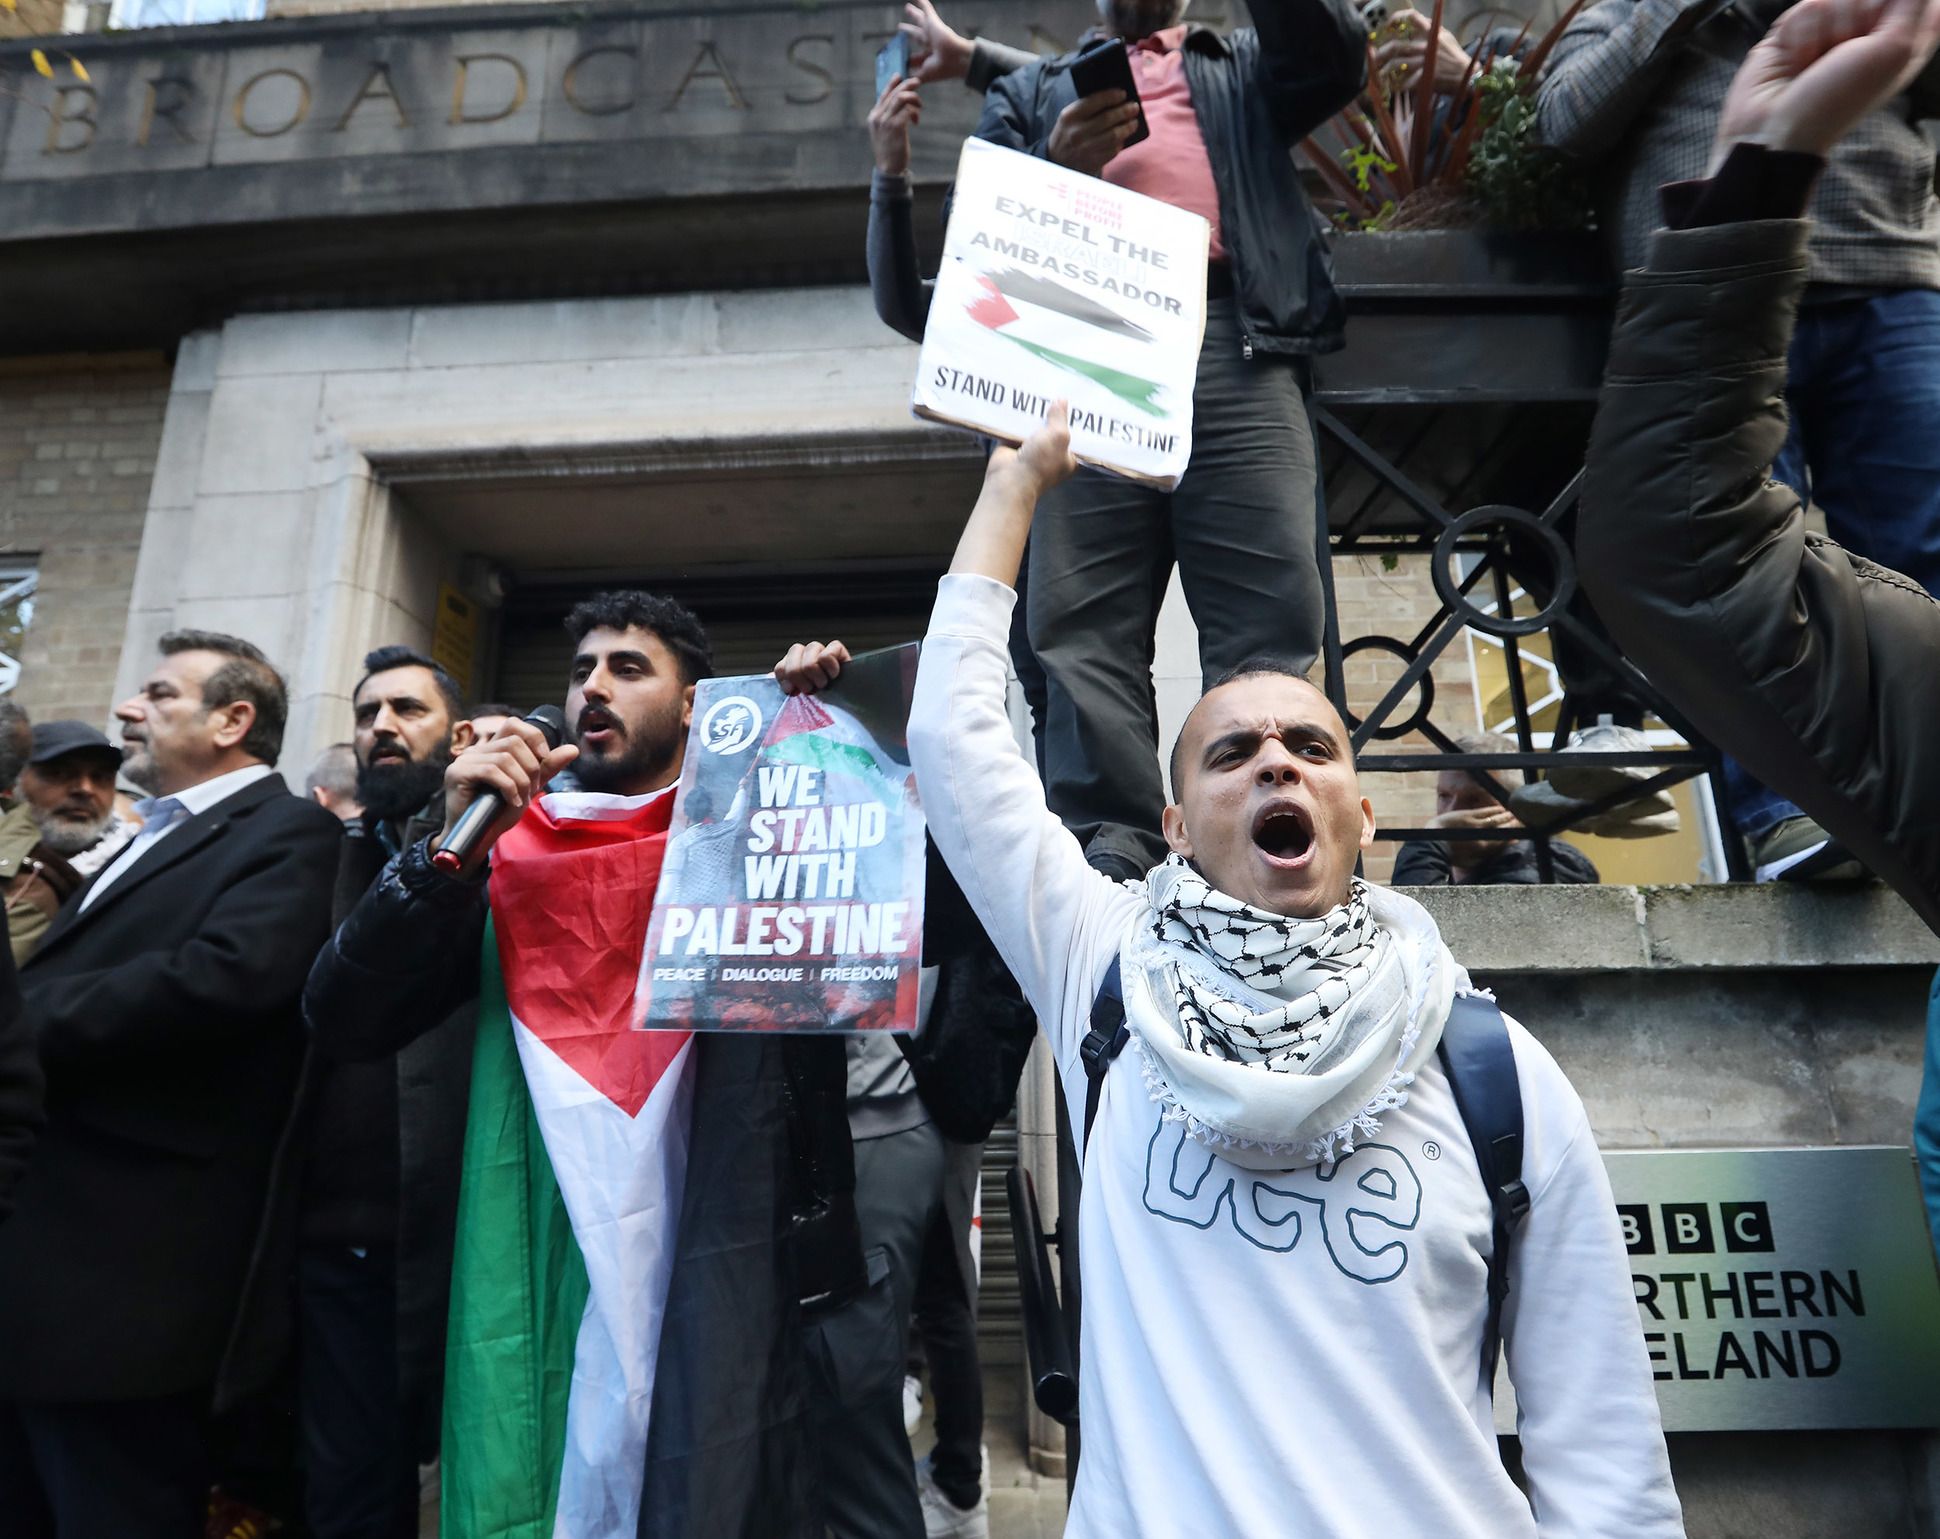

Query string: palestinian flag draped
[912,137,1209,487]
[442,787,692,1539]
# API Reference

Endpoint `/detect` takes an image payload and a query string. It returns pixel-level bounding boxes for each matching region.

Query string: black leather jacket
[974,2,1367,358]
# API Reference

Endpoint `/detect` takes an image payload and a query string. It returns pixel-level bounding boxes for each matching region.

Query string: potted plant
[1301,0,1592,234]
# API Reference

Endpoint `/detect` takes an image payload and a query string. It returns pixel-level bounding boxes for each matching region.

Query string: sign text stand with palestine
[635,644,927,1034]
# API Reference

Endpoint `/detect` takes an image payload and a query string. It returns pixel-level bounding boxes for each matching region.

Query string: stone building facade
[1,1,1935,1532]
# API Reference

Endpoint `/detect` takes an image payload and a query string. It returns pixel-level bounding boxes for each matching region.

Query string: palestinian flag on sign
[965,272,1167,417]
[442,787,692,1539]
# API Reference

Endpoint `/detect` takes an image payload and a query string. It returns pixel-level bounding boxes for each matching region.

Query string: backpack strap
[1080,957,1129,1152]
[1436,991,1531,1394]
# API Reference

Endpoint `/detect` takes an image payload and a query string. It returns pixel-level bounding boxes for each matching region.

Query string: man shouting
[306,594,864,1539]
[781,409,1683,1537]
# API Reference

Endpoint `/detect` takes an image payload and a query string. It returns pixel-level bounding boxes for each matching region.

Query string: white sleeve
[1500,1026,1686,1539]
[908,574,1141,1062]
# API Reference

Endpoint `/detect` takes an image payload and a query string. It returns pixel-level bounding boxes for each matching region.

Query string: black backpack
[1014,962,1531,1427]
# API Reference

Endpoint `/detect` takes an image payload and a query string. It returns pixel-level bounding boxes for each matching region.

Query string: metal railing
[1310,401,1750,882]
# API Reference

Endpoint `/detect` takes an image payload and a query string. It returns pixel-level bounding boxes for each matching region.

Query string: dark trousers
[1726,288,1940,840]
[298,1246,419,1539]
[0,1390,209,1539]
[913,1141,983,1512]
[813,1121,948,1539]
[1026,297,1322,874]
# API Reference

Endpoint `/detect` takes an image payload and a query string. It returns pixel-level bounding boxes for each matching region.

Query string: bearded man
[16,722,135,879]
[2,719,135,965]
[781,408,1683,1538]
[281,645,479,1539]
[305,594,865,1539]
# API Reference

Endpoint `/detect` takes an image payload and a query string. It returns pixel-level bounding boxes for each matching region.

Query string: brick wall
[0,354,169,727]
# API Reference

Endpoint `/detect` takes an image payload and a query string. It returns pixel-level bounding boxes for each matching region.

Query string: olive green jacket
[1580,217,1940,935]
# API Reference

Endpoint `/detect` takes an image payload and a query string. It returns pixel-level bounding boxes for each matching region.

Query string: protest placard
[635,644,927,1033]
[912,137,1210,489]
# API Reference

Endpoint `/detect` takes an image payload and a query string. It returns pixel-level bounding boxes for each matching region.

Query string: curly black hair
[563,592,713,686]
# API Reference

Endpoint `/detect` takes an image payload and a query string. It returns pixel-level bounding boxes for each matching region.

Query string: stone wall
[0,0,64,39]
[1417,880,1940,1539]
[0,353,168,727]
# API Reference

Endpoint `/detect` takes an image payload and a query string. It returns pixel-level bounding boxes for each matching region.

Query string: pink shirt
[1101,26,1226,262]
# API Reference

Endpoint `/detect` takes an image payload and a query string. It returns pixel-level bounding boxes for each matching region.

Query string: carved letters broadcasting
[29,24,934,157]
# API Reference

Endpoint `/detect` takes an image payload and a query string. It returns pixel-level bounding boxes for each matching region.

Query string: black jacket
[0,772,340,1402]
[1580,213,1940,935]
[0,934,40,1222]
[1390,837,1600,887]
[974,2,1367,358]
[305,837,859,1539]
[228,800,475,1452]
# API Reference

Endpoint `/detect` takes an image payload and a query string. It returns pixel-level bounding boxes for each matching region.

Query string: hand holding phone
[1068,38,1150,147]
[875,34,911,101]
[1050,39,1148,175]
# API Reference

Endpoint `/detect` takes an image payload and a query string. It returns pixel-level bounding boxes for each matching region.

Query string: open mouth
[1251,801,1315,868]
[578,707,621,747]
[368,746,411,766]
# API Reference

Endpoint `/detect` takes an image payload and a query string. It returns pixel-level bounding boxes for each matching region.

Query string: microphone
[431,705,567,874]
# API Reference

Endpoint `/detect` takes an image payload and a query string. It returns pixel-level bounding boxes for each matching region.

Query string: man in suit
[0,629,341,1539]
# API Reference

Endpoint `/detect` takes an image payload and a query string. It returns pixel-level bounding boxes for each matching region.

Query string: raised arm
[308,715,574,1059]
[305,840,489,1061]
[1579,0,1940,933]
[783,410,1142,1054]
[868,76,935,342]
[1246,0,1372,143]
[1533,0,1733,160]
[918,411,1145,1037]
[899,0,1037,88]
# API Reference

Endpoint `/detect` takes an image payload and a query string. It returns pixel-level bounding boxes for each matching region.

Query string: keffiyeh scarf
[1128,856,1456,1169]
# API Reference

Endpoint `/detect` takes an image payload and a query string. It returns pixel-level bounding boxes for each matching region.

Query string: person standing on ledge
[970,0,1366,883]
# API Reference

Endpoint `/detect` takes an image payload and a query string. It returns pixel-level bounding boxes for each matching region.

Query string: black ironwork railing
[1310,400,1751,883]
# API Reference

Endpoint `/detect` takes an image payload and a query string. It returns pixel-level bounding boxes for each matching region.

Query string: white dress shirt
[78,762,275,913]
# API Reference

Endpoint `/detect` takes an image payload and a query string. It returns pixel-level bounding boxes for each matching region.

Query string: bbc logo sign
[1619,1201,1775,1256]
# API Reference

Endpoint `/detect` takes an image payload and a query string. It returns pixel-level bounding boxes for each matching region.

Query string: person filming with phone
[973,0,1367,885]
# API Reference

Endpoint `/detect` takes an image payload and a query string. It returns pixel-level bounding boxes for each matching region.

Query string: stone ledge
[1409,880,1940,974]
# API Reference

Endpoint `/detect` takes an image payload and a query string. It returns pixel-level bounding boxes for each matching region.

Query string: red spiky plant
[1301,0,1589,231]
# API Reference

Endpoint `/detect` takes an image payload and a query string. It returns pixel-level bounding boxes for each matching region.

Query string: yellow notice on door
[432,583,477,691]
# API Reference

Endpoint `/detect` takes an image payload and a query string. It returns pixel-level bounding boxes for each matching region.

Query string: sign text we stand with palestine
[914,138,1209,488]
[635,644,928,1033]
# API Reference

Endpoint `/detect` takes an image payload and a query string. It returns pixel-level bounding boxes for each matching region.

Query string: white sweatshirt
[909,573,1684,1539]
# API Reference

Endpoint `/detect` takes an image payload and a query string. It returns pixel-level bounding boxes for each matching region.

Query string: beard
[572,699,683,794]
[30,804,114,857]
[357,749,450,821]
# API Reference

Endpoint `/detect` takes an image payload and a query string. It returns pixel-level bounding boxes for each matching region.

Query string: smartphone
[875,34,910,99]
[1069,37,1150,149]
